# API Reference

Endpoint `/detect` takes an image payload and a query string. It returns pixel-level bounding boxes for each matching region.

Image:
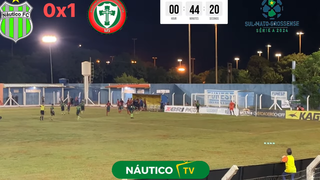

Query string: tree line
[0,47,313,84]
[1,47,319,108]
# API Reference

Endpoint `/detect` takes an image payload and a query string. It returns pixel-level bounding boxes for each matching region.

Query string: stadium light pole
[177,59,182,66]
[215,24,218,84]
[257,51,262,56]
[188,24,192,84]
[275,53,281,62]
[266,44,271,60]
[191,58,195,74]
[152,57,157,67]
[234,57,240,69]
[42,35,57,84]
[296,32,304,53]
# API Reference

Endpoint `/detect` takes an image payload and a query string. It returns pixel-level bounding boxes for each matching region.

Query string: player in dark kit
[76,105,81,120]
[129,103,134,119]
[195,101,200,113]
[67,102,71,114]
[40,104,45,121]
[60,102,65,115]
[50,104,55,120]
[80,100,85,113]
[106,101,111,116]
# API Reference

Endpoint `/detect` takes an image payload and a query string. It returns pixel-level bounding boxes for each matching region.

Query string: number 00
[169,5,179,14]
[210,5,219,14]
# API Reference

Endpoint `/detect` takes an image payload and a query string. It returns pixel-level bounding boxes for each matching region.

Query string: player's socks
[130,113,133,119]
[77,116,80,120]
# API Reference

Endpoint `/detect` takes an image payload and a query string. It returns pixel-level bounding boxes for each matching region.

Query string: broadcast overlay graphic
[88,0,127,34]
[0,0,33,42]
[245,0,299,33]
[160,0,228,24]
[112,161,210,179]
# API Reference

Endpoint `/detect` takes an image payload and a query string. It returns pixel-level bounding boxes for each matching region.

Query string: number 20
[210,5,219,14]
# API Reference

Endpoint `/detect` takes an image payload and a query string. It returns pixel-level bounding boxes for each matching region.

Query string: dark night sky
[1,0,320,74]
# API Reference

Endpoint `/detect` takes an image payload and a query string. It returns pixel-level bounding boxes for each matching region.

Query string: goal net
[191,93,238,108]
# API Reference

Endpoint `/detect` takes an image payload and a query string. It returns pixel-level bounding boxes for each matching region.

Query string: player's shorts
[61,106,65,111]
[230,108,234,111]
[40,110,44,115]
[81,106,85,111]
[107,107,110,112]
[196,107,199,112]
[76,110,80,116]
[51,111,55,116]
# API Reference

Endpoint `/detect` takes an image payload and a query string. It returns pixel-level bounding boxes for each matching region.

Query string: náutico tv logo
[245,0,299,33]
[112,161,210,179]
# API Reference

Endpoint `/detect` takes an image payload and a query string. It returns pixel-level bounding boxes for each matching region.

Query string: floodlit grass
[0,107,320,180]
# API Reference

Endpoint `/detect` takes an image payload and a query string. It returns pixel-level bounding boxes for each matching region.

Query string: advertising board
[199,107,229,115]
[253,110,285,118]
[285,111,320,121]
[271,91,287,100]
[239,109,253,116]
[204,89,238,107]
[164,105,197,113]
[164,105,235,115]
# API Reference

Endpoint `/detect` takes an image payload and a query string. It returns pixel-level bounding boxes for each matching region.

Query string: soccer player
[50,104,55,120]
[76,105,81,120]
[129,103,134,119]
[117,99,121,113]
[195,101,200,113]
[80,100,85,113]
[281,148,296,180]
[40,104,45,121]
[120,99,124,112]
[106,101,111,116]
[67,102,71,114]
[229,101,235,115]
[126,99,130,114]
[60,101,65,115]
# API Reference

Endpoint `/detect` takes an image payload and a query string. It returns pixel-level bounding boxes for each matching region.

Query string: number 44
[189,5,200,14]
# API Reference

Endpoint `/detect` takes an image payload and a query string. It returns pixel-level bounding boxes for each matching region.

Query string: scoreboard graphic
[160,0,228,24]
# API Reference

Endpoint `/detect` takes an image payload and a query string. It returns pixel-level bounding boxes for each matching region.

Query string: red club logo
[88,0,126,34]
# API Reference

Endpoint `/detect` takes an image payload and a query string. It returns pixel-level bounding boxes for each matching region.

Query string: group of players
[106,98,139,119]
[40,100,84,121]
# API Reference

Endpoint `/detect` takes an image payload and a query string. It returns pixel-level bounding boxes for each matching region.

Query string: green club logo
[88,0,127,34]
[0,1,33,43]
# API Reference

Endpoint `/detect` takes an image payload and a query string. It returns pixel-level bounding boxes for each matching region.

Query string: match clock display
[160,0,228,24]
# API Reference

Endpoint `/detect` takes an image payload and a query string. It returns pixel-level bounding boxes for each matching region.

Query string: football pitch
[0,107,320,180]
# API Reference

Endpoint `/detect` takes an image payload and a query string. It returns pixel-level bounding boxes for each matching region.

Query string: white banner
[281,100,290,108]
[204,89,238,106]
[164,105,197,113]
[164,105,238,115]
[271,91,287,100]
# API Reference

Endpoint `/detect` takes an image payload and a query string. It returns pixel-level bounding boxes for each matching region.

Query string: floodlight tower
[82,61,91,105]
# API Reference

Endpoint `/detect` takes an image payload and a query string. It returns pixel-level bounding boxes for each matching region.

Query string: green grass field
[0,107,319,180]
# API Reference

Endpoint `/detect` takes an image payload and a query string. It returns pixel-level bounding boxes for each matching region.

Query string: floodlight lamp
[42,36,57,43]
[178,67,185,72]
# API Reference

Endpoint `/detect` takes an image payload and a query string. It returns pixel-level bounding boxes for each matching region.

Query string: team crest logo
[0,1,33,43]
[88,0,126,34]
